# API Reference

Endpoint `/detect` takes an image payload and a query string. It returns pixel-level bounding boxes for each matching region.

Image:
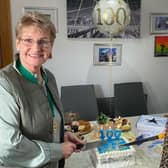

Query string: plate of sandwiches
[111,117,131,131]
[65,120,93,135]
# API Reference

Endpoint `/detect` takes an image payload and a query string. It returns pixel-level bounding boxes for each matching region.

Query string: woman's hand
[61,141,76,159]
[64,131,85,152]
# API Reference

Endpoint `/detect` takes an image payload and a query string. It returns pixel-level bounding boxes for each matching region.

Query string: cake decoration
[90,126,136,168]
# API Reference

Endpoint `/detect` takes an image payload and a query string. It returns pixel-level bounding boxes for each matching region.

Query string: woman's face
[16,25,52,73]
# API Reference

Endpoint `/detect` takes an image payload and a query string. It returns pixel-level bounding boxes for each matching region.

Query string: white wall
[10,0,168,114]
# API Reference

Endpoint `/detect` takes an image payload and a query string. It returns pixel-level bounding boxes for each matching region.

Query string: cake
[90,137,136,168]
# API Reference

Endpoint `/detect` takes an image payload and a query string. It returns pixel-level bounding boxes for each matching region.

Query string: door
[0,0,13,68]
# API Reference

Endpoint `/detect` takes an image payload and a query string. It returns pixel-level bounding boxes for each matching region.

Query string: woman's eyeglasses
[20,38,51,48]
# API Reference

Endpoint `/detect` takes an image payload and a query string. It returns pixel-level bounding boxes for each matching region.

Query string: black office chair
[97,97,115,118]
[61,84,98,121]
[114,82,147,117]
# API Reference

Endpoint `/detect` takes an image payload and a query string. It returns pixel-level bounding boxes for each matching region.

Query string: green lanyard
[16,59,55,117]
[42,71,55,117]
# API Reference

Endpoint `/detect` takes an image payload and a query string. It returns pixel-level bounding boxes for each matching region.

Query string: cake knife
[76,140,104,151]
[120,133,165,146]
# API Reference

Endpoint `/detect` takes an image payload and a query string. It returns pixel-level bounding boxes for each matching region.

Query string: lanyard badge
[53,118,58,134]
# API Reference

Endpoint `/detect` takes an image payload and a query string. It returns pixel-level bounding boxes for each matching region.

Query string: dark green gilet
[0,63,65,168]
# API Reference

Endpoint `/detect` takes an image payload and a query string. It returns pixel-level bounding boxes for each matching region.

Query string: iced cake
[90,137,136,168]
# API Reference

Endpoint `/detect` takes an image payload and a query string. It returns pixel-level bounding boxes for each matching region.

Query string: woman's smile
[16,25,52,73]
[28,53,43,58]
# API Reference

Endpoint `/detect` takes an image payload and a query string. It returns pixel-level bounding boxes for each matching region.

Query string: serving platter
[65,120,93,135]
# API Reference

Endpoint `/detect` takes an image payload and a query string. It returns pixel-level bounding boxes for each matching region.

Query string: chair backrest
[97,97,115,118]
[114,82,147,117]
[61,84,98,121]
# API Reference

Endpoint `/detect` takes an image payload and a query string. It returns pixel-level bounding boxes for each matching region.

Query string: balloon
[92,0,131,36]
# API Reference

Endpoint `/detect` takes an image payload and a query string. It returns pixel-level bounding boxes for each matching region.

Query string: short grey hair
[15,11,56,44]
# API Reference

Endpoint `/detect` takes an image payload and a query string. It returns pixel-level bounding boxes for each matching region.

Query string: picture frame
[93,43,122,66]
[154,36,168,57]
[23,7,59,32]
[150,13,168,34]
[66,0,141,39]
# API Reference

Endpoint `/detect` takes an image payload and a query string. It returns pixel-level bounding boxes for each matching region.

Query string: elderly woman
[0,12,83,168]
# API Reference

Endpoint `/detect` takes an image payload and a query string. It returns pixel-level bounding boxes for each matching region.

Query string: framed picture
[23,7,59,32]
[66,0,141,39]
[93,43,122,66]
[150,13,168,34]
[154,36,168,57]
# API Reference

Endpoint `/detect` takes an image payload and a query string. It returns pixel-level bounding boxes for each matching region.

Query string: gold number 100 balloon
[96,7,127,26]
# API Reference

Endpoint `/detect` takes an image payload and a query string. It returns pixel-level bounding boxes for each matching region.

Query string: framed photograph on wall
[93,43,122,66]
[150,13,168,34]
[66,0,141,39]
[23,7,59,32]
[154,36,168,57]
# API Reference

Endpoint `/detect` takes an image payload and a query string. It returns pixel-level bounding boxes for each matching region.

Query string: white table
[65,114,166,168]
